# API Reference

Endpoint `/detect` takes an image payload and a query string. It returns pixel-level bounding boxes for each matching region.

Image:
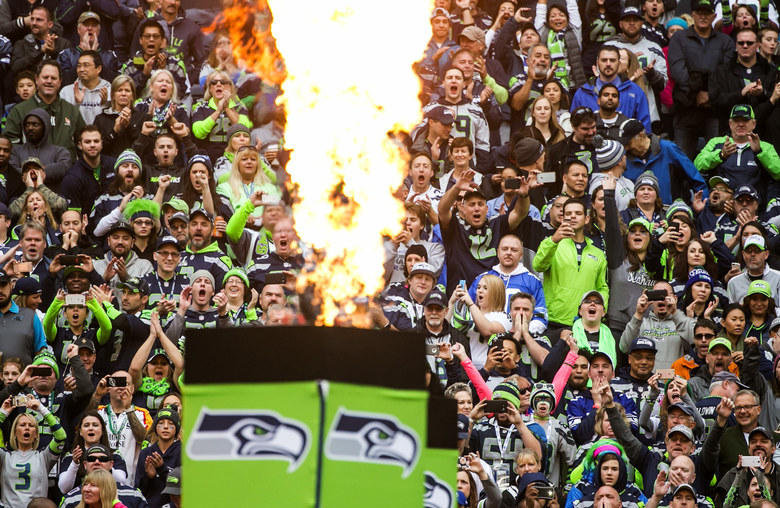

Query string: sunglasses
[236,145,259,153]
[85,455,111,463]
[736,40,757,46]
[210,79,231,86]
[572,107,594,117]
[518,386,530,395]
[694,333,715,340]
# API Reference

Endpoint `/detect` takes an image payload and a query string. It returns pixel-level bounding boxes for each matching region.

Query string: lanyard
[31,389,53,413]
[230,304,247,326]
[155,274,176,301]
[105,405,129,437]
[493,423,515,457]
[243,182,254,198]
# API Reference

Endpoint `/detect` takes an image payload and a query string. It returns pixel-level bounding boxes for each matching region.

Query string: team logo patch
[325,408,420,477]
[187,408,310,471]
[424,471,454,508]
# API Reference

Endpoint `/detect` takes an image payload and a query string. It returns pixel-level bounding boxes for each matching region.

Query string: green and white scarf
[547,29,571,90]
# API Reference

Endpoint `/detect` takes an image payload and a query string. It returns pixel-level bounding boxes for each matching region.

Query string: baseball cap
[618,118,645,143]
[424,105,456,125]
[580,290,604,306]
[710,370,749,388]
[692,0,715,11]
[456,414,470,439]
[627,217,653,234]
[630,336,657,353]
[734,184,759,201]
[459,26,485,44]
[668,424,695,441]
[169,211,189,225]
[708,337,732,352]
[430,7,450,19]
[117,277,150,295]
[673,484,697,498]
[708,175,732,190]
[749,426,774,441]
[162,467,182,496]
[747,280,771,298]
[462,189,487,201]
[12,277,41,296]
[591,350,614,366]
[147,347,170,364]
[0,270,10,283]
[0,202,10,218]
[78,11,100,24]
[162,197,189,215]
[156,235,180,250]
[668,402,696,418]
[22,157,43,170]
[409,262,436,279]
[620,5,643,18]
[189,208,214,223]
[85,444,111,457]
[108,221,134,236]
[514,138,545,166]
[73,336,96,353]
[423,289,447,308]
[63,266,87,279]
[744,234,767,251]
[770,316,780,332]
[730,104,755,119]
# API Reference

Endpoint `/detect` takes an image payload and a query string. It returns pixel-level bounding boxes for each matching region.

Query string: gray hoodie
[620,308,696,370]
[9,108,73,192]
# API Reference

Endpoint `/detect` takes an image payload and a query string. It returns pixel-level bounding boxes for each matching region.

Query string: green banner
[184,381,320,507]
[320,381,427,507]
[422,448,458,508]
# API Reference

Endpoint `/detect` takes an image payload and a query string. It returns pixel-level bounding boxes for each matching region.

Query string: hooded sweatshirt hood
[23,108,51,147]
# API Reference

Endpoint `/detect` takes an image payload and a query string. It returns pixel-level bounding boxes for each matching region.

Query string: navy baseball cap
[423,289,447,308]
[425,105,456,125]
[630,336,657,353]
[12,277,41,295]
[620,5,642,18]
[734,184,759,201]
[156,235,180,250]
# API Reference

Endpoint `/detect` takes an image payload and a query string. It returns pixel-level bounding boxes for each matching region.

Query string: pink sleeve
[459,356,492,401]
[551,351,579,412]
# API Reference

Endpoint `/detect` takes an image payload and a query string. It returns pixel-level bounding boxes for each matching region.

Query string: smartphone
[536,486,556,500]
[483,399,508,414]
[16,262,32,273]
[504,178,521,189]
[459,279,466,290]
[60,255,80,266]
[265,272,287,285]
[656,369,676,380]
[646,290,667,302]
[31,366,52,377]
[669,222,680,232]
[457,456,471,471]
[742,456,762,467]
[537,172,556,184]
[106,376,128,388]
[424,344,440,356]
[731,262,741,272]
[12,395,28,406]
[65,294,86,306]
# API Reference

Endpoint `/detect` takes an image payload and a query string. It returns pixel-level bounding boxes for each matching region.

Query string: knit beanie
[493,380,522,410]
[530,384,555,411]
[513,138,544,166]
[666,199,693,221]
[115,149,142,170]
[684,267,713,293]
[593,135,625,171]
[154,406,181,436]
[635,170,660,197]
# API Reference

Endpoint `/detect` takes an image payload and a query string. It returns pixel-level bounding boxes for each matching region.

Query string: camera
[106,376,128,388]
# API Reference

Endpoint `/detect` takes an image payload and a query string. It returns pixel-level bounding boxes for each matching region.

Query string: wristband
[592,405,600,410]
[564,362,575,368]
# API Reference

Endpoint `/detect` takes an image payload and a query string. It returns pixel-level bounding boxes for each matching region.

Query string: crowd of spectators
[0,0,780,506]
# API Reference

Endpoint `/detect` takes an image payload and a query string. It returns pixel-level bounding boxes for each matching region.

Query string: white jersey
[0,448,59,507]
[98,405,151,485]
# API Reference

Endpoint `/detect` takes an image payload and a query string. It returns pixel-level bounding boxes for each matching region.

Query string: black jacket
[709,54,777,132]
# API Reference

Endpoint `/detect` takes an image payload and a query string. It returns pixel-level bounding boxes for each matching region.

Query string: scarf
[140,377,171,396]
[547,29,570,90]
[572,318,617,365]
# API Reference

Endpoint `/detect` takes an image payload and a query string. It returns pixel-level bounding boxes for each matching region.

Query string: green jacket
[532,236,609,325]
[4,94,86,160]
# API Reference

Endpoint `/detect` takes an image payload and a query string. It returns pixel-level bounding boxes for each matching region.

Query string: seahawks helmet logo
[325,408,420,477]
[186,408,310,472]
[424,471,454,508]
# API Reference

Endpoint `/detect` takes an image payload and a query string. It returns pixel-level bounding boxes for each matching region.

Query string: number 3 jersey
[442,212,512,295]
[0,448,59,507]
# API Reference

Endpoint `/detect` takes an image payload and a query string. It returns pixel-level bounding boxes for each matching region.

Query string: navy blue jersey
[441,213,511,295]
[142,272,189,310]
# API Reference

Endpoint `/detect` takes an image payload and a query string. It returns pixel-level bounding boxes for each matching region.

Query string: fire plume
[224,0,433,325]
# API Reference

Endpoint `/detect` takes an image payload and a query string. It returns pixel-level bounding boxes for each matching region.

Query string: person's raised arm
[154,313,184,382]
[438,169,478,230]
[129,320,157,390]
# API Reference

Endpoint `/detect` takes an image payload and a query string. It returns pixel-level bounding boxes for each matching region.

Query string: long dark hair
[72,411,111,478]
[181,162,220,212]
[672,240,719,281]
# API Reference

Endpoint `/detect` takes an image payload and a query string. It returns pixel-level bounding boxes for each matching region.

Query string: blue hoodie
[570,77,652,132]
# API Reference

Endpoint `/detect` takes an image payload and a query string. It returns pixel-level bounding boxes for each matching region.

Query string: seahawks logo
[325,408,420,477]
[424,471,454,508]
[186,408,310,472]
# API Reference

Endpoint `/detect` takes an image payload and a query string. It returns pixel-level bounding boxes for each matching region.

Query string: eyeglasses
[582,298,603,305]
[134,219,153,226]
[141,33,162,40]
[210,79,231,86]
[156,251,180,258]
[694,333,715,340]
[85,455,111,463]
[734,404,759,413]
[736,40,757,46]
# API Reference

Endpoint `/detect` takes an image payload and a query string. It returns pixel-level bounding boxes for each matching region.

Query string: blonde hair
[110,74,135,110]
[10,413,39,450]
[143,69,179,104]
[203,69,238,103]
[478,274,506,313]
[17,190,57,229]
[595,403,627,435]
[227,148,273,201]
[530,95,565,144]
[514,448,541,467]
[76,469,118,508]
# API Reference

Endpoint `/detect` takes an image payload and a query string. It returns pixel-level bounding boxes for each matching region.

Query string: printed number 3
[15,463,31,490]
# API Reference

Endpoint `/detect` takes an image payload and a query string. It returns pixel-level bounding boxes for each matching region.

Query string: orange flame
[224,0,433,325]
